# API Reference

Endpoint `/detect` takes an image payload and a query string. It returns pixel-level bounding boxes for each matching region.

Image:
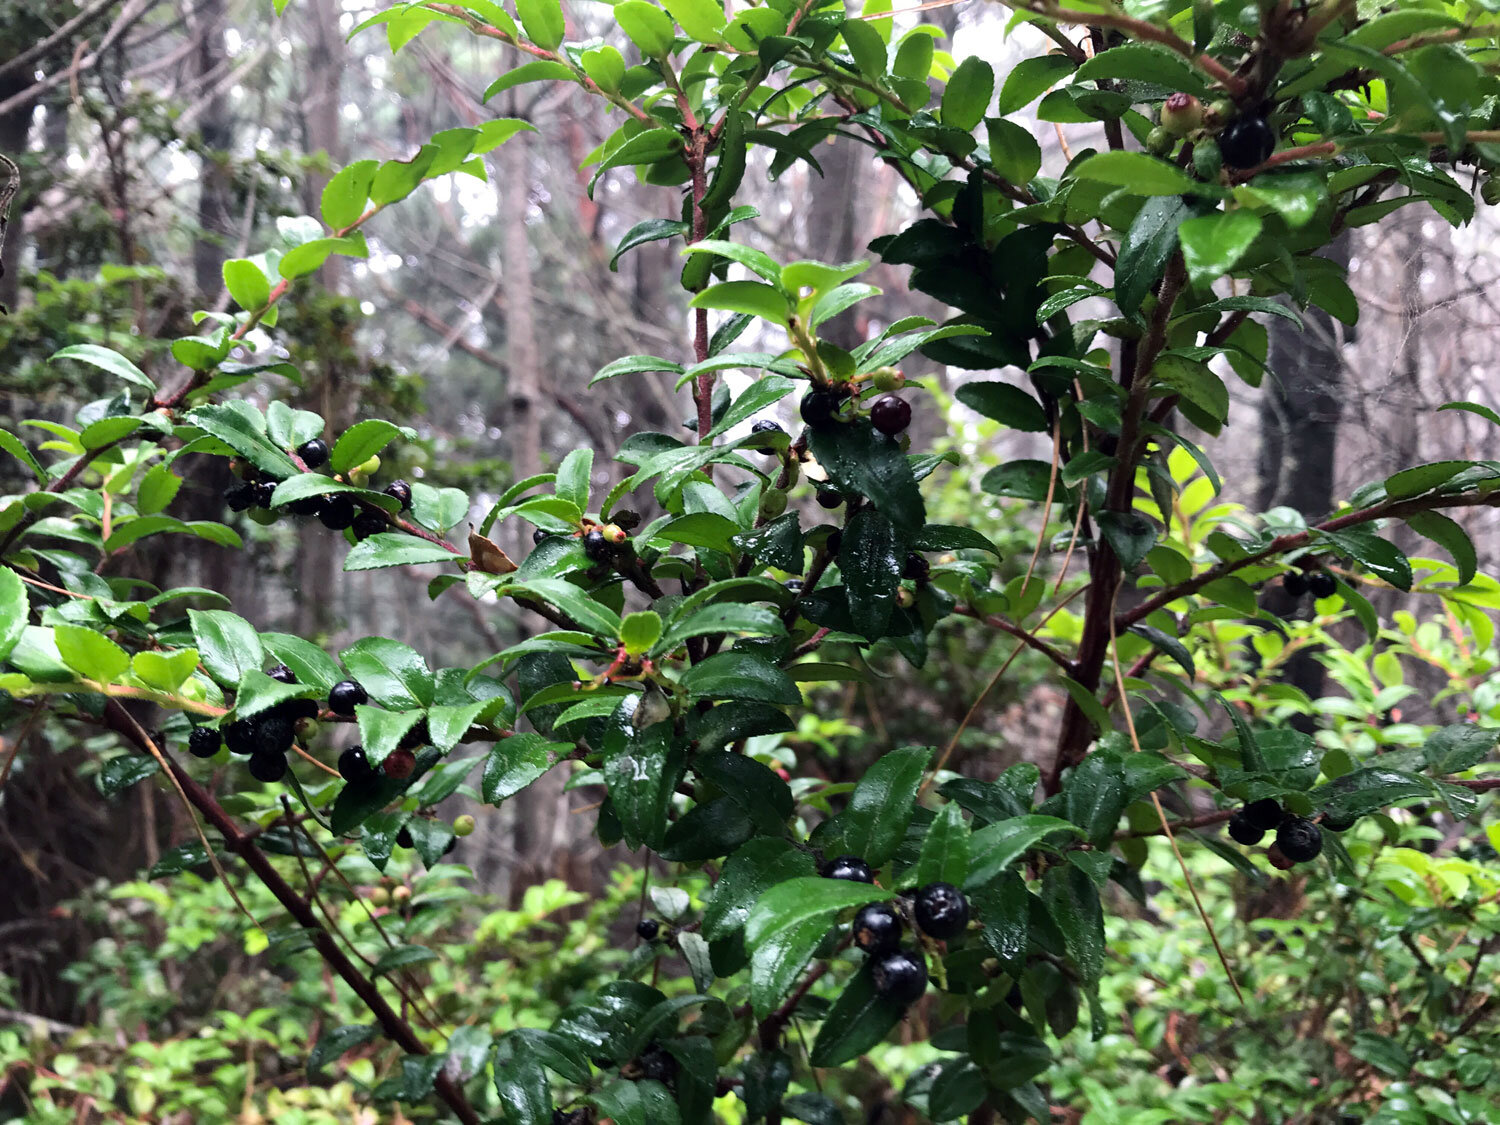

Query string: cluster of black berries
[824,854,971,1007]
[1282,565,1337,600]
[1226,798,1355,869]
[798,387,912,436]
[328,678,421,794]
[222,437,413,542]
[187,664,317,782]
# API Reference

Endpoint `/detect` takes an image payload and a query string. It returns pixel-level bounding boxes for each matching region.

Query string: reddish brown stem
[99,700,481,1125]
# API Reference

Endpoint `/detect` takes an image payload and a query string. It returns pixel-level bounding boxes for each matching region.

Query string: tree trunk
[1256,230,1354,710]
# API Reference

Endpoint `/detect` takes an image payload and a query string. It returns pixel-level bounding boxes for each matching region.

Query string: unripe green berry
[1146,126,1175,157]
[453,814,476,837]
[871,366,905,392]
[1160,92,1204,137]
[1206,99,1235,128]
[350,454,381,484]
[759,488,788,519]
[180,678,209,703]
[1482,179,1500,206]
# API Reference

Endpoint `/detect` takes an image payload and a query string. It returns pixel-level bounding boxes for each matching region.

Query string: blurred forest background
[2,0,1499,1106]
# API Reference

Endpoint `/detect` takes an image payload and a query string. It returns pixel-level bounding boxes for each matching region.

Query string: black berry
[825,529,843,557]
[339,746,378,785]
[297,438,329,469]
[870,949,928,1005]
[253,480,278,508]
[532,527,554,545]
[852,903,902,955]
[783,578,804,594]
[1267,842,1296,871]
[1283,570,1309,597]
[224,482,258,512]
[1227,811,1264,846]
[328,680,368,716]
[1308,571,1337,598]
[903,553,929,582]
[870,394,912,436]
[384,480,413,510]
[224,720,257,756]
[614,510,642,531]
[1218,114,1275,169]
[800,389,841,428]
[816,488,843,509]
[751,419,783,435]
[914,882,970,940]
[352,510,387,540]
[396,826,414,849]
[823,855,874,883]
[1244,798,1283,831]
[319,495,358,530]
[583,529,612,562]
[289,494,326,517]
[188,727,222,759]
[267,663,297,684]
[638,1045,677,1083]
[248,751,287,783]
[1276,816,1323,863]
[255,715,295,756]
[636,919,660,940]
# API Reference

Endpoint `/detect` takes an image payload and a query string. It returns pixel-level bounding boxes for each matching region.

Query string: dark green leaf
[308,1024,378,1073]
[840,508,904,639]
[677,651,800,705]
[745,877,893,1017]
[809,422,925,533]
[826,746,932,866]
[954,382,1049,432]
[808,962,905,1066]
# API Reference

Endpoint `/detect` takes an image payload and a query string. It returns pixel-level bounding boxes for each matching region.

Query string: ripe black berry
[532,527,554,545]
[396,826,414,849]
[870,949,928,1005]
[783,578,803,594]
[1244,798,1283,831]
[338,745,378,787]
[903,553,929,582]
[188,727,222,759]
[384,479,413,510]
[914,882,970,940]
[636,919,660,940]
[1308,571,1337,598]
[554,1111,587,1125]
[825,529,843,557]
[751,419,783,435]
[1282,570,1309,597]
[248,752,287,783]
[289,494,326,517]
[1276,816,1323,863]
[255,715,295,756]
[224,482,258,512]
[253,480,278,508]
[816,489,843,509]
[638,1045,677,1083]
[319,496,358,530]
[583,529,612,562]
[328,680,368,716]
[224,720,257,756]
[801,389,841,428]
[823,855,874,883]
[352,510,387,540]
[1218,114,1276,169]
[870,394,912,436]
[1227,811,1264,846]
[267,663,297,684]
[852,903,902,955]
[297,438,329,469]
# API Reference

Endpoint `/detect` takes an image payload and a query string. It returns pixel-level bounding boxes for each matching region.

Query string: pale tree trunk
[295,0,348,640]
